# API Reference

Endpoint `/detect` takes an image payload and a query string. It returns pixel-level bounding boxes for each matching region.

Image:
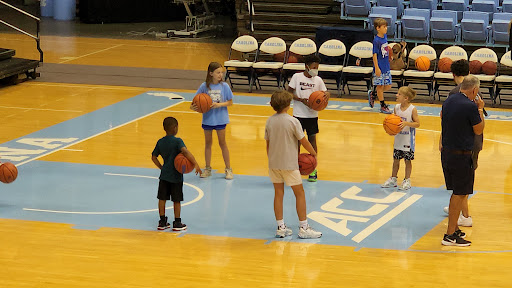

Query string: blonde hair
[398,86,417,101]
[270,90,293,112]
[374,18,388,29]
[205,62,223,89]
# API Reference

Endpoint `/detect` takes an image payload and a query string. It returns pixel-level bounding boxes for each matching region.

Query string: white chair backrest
[500,51,512,67]
[469,48,498,63]
[259,37,287,55]
[289,38,317,55]
[439,46,468,61]
[409,44,437,60]
[319,39,346,57]
[231,35,258,53]
[348,41,373,58]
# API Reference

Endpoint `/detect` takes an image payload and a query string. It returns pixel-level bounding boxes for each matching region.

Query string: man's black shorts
[294,117,319,136]
[441,150,474,195]
[157,180,184,202]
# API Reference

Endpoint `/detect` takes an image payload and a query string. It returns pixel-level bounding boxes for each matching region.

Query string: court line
[16,101,184,167]
[22,173,204,214]
[0,105,82,113]
[163,110,512,146]
[25,83,146,90]
[59,44,125,64]
[351,195,423,243]
[61,149,83,152]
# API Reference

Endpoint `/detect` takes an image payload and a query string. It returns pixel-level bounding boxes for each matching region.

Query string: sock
[175,217,181,223]
[380,101,386,107]
[299,220,308,230]
[160,215,166,222]
[276,219,285,229]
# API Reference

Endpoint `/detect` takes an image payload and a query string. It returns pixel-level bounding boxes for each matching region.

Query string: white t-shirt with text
[288,72,327,118]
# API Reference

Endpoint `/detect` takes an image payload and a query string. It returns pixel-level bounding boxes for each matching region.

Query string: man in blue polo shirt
[440,75,485,246]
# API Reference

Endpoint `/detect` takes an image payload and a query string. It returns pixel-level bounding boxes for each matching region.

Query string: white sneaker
[298,225,322,239]
[443,207,449,215]
[399,178,411,190]
[200,167,212,178]
[458,214,473,227]
[276,225,292,238]
[381,177,397,188]
[225,168,233,180]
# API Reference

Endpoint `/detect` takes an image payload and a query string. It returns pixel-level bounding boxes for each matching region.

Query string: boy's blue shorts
[373,70,392,86]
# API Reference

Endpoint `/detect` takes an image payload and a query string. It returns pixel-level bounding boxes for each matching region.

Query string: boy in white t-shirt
[287,55,330,182]
[265,90,322,239]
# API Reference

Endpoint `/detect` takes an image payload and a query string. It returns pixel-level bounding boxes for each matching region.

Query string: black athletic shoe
[368,89,375,108]
[158,216,171,230]
[455,229,466,239]
[172,221,187,231]
[441,233,471,246]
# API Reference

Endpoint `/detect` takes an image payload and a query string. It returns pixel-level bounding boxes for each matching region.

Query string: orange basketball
[273,52,285,62]
[298,153,317,175]
[308,91,328,111]
[0,162,18,184]
[383,114,403,136]
[481,61,497,75]
[174,153,194,174]
[192,93,212,114]
[469,60,482,74]
[415,56,430,71]
[438,57,453,73]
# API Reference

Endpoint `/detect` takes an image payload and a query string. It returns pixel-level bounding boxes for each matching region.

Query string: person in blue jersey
[152,117,201,231]
[381,87,420,190]
[191,62,234,180]
[368,18,392,114]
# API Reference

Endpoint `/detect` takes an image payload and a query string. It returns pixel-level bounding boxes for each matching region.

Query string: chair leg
[248,70,254,93]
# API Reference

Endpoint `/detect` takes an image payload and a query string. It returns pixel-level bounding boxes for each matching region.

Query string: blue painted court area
[1,160,451,250]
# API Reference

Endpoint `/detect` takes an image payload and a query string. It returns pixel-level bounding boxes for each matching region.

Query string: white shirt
[394,103,416,152]
[289,72,327,118]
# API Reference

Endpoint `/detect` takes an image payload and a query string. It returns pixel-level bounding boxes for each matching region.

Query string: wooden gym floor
[1,33,512,287]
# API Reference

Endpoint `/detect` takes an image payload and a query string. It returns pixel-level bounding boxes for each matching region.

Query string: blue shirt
[152,135,186,183]
[373,34,390,74]
[441,93,482,151]
[196,82,234,126]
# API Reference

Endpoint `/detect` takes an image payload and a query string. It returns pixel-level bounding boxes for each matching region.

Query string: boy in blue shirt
[369,18,392,114]
[152,117,201,231]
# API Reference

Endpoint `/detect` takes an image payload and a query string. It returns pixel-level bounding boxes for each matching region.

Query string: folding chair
[282,38,317,87]
[224,35,259,92]
[468,48,498,102]
[495,51,512,104]
[318,39,347,96]
[433,46,468,100]
[341,41,374,96]
[403,44,437,100]
[251,37,287,90]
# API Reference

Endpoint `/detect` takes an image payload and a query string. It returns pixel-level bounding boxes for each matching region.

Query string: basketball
[0,162,18,184]
[469,60,482,74]
[273,52,285,62]
[308,91,328,111]
[192,93,212,113]
[415,56,430,71]
[383,114,403,136]
[481,61,497,75]
[174,153,194,174]
[287,55,298,63]
[438,57,453,73]
[298,153,317,175]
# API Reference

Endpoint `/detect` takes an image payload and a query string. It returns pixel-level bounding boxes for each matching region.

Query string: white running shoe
[298,225,322,239]
[381,177,398,188]
[200,167,212,178]
[443,207,449,215]
[399,178,411,190]
[225,168,234,180]
[458,214,473,227]
[276,225,292,238]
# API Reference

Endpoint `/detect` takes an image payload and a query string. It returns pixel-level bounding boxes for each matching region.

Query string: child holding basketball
[190,62,234,180]
[152,117,201,231]
[381,86,420,190]
[369,18,392,114]
[287,54,330,182]
[265,90,322,239]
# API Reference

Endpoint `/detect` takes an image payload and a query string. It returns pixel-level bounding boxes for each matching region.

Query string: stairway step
[252,30,317,43]
[252,2,331,14]
[0,57,39,80]
[253,0,334,4]
[0,48,15,61]
[253,12,341,24]
[253,21,328,33]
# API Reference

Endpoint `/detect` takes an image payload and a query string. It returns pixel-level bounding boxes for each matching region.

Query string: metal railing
[0,0,43,62]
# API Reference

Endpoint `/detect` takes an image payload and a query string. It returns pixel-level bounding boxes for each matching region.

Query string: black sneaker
[441,233,471,246]
[455,229,466,239]
[172,221,187,231]
[157,216,171,230]
[368,89,375,108]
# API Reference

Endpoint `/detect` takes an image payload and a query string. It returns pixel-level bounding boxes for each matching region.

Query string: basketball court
[1,33,512,287]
